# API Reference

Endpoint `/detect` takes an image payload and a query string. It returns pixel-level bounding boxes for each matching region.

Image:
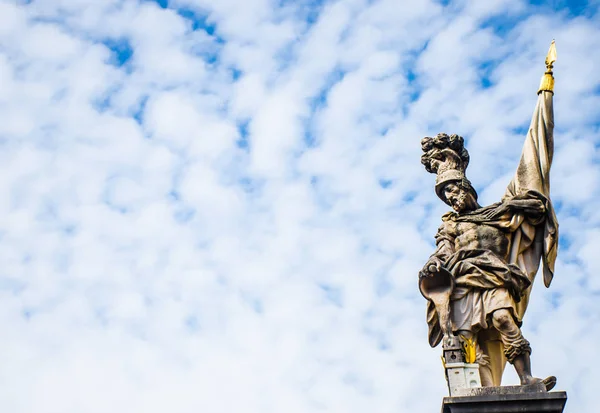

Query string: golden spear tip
[538,40,556,94]
[545,40,557,68]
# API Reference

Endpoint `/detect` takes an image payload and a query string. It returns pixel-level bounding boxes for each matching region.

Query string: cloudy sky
[1,0,599,412]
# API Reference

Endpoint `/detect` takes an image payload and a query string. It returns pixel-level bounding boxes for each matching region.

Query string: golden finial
[545,40,557,69]
[539,40,556,94]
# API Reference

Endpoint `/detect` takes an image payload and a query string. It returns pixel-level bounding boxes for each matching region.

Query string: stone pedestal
[441,383,567,413]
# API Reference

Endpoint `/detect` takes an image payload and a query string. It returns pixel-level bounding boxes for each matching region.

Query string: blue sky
[0,0,599,412]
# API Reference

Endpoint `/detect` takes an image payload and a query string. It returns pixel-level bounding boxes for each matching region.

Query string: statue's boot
[513,353,556,391]
[542,376,557,391]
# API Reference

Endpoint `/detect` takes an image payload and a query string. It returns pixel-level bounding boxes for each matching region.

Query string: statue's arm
[420,222,455,278]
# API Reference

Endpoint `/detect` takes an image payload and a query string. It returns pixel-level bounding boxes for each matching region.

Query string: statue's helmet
[421,133,478,204]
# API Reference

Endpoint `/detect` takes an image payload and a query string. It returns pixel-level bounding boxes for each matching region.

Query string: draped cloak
[425,90,558,386]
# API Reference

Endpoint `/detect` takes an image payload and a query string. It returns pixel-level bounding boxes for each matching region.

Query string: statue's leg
[457,329,493,387]
[490,308,533,384]
[476,351,494,387]
[477,333,505,386]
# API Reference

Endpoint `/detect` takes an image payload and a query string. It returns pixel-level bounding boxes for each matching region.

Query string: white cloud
[0,0,599,412]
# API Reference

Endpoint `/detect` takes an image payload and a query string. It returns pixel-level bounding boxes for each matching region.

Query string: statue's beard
[451,192,468,212]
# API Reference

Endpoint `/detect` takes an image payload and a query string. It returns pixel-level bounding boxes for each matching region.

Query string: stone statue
[419,42,559,391]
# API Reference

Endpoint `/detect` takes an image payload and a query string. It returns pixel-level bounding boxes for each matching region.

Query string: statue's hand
[420,257,442,278]
[522,199,546,214]
[507,198,546,215]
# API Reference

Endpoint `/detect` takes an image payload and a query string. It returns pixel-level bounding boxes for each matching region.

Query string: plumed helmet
[421,133,478,203]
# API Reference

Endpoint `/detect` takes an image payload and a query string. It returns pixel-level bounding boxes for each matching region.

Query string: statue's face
[443,182,473,212]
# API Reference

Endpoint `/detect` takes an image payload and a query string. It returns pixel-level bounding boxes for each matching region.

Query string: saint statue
[419,42,559,390]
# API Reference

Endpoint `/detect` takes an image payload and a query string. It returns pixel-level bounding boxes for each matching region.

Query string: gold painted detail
[459,335,477,364]
[538,40,556,94]
[545,40,557,67]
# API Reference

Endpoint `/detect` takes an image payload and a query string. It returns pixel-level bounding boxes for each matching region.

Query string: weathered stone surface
[456,382,545,397]
[441,388,567,413]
